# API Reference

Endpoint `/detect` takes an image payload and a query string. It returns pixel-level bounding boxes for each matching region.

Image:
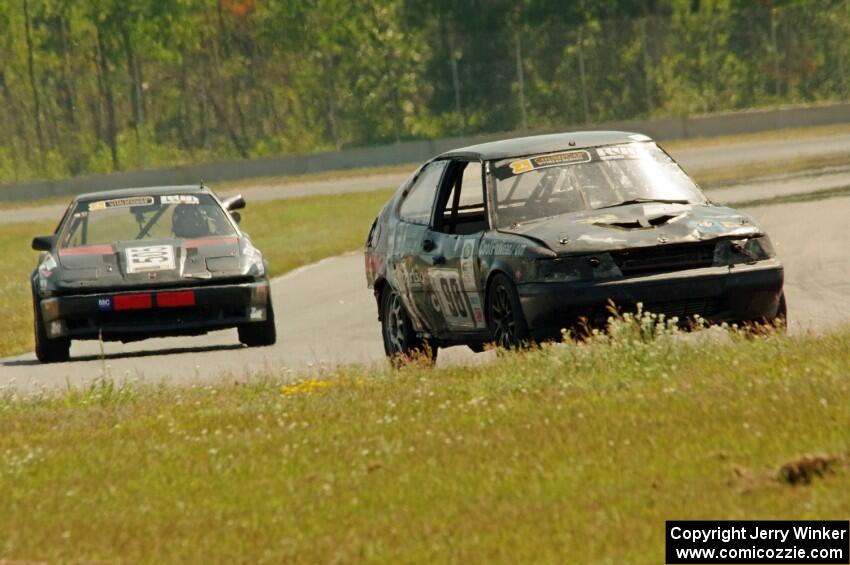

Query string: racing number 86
[439,276,468,318]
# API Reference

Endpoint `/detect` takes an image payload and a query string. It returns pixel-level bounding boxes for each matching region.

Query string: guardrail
[2,102,850,202]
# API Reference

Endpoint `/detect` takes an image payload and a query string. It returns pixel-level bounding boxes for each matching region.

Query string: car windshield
[491,142,707,228]
[58,193,236,248]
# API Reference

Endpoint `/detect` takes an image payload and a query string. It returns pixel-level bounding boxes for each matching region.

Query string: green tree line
[1,0,849,184]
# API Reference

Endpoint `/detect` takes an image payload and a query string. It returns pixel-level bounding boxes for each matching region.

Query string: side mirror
[230,211,242,224]
[32,235,55,251]
[222,194,246,212]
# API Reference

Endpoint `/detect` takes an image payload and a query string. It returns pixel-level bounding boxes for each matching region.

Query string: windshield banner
[88,196,155,211]
[496,143,651,180]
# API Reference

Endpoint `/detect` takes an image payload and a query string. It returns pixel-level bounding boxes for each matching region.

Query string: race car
[30,185,275,363]
[364,131,786,361]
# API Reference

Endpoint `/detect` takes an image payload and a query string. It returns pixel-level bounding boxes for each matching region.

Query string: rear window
[399,161,448,225]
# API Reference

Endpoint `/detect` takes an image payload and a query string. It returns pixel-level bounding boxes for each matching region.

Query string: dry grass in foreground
[1,318,849,563]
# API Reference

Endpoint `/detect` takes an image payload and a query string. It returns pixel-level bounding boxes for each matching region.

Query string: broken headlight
[37,254,59,295]
[241,241,266,277]
[534,254,622,282]
[535,258,585,282]
[714,236,775,266]
[38,253,58,278]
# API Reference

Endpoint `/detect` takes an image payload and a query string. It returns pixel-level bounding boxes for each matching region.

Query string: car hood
[54,236,247,290]
[500,203,763,255]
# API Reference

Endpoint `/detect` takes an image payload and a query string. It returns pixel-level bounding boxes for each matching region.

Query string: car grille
[611,242,716,276]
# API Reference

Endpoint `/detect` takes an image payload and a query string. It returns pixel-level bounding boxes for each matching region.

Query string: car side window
[398,161,447,225]
[63,216,84,247]
[434,160,487,235]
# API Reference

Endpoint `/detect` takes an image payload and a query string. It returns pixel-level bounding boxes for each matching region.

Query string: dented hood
[501,203,762,255]
[55,236,245,289]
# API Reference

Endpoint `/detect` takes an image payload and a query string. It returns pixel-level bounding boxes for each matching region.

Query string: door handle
[431,255,446,266]
[422,239,435,252]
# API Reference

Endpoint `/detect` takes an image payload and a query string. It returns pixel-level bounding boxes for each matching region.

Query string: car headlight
[38,254,58,278]
[534,254,621,282]
[714,236,775,266]
[242,242,265,277]
[535,258,585,282]
[251,254,266,276]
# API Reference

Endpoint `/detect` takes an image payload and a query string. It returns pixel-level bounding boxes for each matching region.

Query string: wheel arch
[373,276,389,320]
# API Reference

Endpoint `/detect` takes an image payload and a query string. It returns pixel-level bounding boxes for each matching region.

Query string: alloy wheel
[385,292,407,355]
[490,285,517,348]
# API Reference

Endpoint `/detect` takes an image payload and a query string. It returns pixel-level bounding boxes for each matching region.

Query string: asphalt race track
[2,139,850,392]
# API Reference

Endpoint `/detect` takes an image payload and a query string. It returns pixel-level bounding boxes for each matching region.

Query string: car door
[419,159,489,337]
[390,160,448,334]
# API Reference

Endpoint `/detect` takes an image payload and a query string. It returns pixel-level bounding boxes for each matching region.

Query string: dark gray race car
[30,185,276,363]
[364,131,786,361]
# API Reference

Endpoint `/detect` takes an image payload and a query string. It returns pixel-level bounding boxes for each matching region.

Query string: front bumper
[518,259,784,336]
[38,280,270,341]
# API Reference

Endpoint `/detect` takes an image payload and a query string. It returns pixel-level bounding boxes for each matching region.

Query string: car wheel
[774,291,788,324]
[238,296,277,347]
[741,291,787,334]
[33,295,70,363]
[380,286,437,366]
[486,274,530,349]
[772,291,788,331]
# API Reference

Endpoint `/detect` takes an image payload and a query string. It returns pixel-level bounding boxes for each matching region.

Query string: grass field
[214,163,413,193]
[0,220,54,358]
[1,319,848,563]
[693,153,850,188]
[662,121,850,151]
[0,189,392,358]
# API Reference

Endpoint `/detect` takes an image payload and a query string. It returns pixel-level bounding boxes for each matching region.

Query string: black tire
[33,295,70,363]
[380,285,437,366]
[238,297,277,347]
[774,290,788,325]
[741,291,787,334]
[772,291,788,331]
[486,273,530,350]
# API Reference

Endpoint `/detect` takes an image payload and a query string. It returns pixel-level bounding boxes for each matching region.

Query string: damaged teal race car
[365,131,786,362]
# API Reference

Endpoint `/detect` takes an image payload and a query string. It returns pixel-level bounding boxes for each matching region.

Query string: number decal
[439,278,458,317]
[430,270,475,329]
[449,278,468,317]
[125,245,176,274]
